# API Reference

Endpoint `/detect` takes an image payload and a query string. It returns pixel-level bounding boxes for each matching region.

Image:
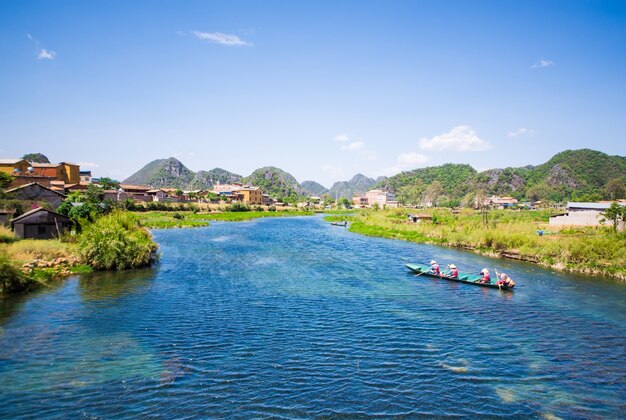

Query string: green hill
[243,166,303,201]
[301,180,329,197]
[123,158,195,188]
[381,149,626,203]
[329,174,377,200]
[189,168,242,190]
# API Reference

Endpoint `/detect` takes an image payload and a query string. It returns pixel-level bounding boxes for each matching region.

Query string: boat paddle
[495,268,501,289]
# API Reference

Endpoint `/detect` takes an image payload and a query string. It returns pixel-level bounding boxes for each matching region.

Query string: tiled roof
[32,163,62,168]
[5,182,67,196]
[12,207,68,223]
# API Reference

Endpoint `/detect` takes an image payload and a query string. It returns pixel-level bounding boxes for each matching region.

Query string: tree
[397,180,425,206]
[338,197,351,208]
[98,177,120,190]
[605,178,625,200]
[422,181,442,207]
[0,172,13,190]
[599,202,625,231]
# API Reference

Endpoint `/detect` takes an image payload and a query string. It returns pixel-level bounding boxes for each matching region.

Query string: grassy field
[327,208,626,280]
[136,210,314,228]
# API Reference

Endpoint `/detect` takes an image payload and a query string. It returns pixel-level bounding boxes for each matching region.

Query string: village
[1,157,624,240]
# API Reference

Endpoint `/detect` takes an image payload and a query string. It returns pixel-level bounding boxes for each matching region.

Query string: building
[120,184,152,202]
[147,189,170,202]
[364,189,397,207]
[549,201,626,230]
[486,196,519,209]
[79,170,93,183]
[407,213,432,223]
[0,159,30,175]
[11,207,71,240]
[5,182,67,208]
[31,162,80,184]
[235,187,263,205]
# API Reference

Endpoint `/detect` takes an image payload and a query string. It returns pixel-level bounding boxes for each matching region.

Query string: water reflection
[78,267,156,301]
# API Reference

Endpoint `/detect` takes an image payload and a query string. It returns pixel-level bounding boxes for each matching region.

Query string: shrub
[0,250,31,295]
[0,226,17,243]
[228,203,251,212]
[78,212,158,270]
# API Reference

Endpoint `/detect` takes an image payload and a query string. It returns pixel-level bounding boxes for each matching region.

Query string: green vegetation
[243,166,303,204]
[21,152,50,163]
[0,249,32,295]
[138,211,210,229]
[342,208,626,280]
[79,212,158,270]
[378,149,626,205]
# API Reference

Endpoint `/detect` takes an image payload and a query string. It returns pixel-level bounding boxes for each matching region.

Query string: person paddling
[446,264,459,279]
[429,260,440,275]
[495,270,515,289]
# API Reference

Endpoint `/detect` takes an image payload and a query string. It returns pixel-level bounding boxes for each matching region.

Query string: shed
[408,213,432,223]
[11,207,71,239]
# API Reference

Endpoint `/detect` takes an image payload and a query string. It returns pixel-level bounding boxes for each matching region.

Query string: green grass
[134,210,314,226]
[346,208,626,280]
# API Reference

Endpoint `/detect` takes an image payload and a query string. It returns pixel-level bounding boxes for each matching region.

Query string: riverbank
[1,212,158,296]
[327,208,626,280]
[136,209,314,228]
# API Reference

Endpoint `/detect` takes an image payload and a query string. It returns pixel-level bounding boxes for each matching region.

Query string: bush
[228,203,251,212]
[0,226,17,243]
[0,250,31,295]
[78,212,158,270]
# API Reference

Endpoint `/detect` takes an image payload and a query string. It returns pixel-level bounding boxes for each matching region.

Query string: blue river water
[1,215,625,418]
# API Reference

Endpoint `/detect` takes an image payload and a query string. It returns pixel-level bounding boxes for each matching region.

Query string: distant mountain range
[122,149,626,202]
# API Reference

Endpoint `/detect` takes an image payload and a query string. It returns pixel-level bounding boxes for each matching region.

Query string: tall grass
[347,208,626,279]
[79,212,159,270]
[0,226,17,243]
[0,249,32,295]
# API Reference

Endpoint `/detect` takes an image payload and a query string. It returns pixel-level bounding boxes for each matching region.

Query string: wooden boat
[331,221,348,227]
[406,263,515,290]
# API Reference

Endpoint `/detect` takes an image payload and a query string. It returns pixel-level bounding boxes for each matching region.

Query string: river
[1,215,624,418]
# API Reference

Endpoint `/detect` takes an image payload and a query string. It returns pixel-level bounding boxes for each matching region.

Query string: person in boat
[445,264,459,279]
[478,268,491,284]
[428,260,440,275]
[496,272,516,288]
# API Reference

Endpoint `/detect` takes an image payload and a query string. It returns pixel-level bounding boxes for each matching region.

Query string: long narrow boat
[406,263,515,290]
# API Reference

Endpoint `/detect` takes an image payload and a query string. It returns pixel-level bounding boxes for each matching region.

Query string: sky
[1,0,625,188]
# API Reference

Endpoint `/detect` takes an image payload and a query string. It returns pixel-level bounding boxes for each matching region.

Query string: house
[364,189,397,208]
[103,189,128,202]
[549,201,626,230]
[0,158,30,175]
[120,184,152,202]
[31,162,80,184]
[486,196,519,209]
[11,207,71,239]
[0,209,16,226]
[352,195,369,207]
[234,187,263,205]
[79,170,92,183]
[147,189,170,202]
[5,182,67,208]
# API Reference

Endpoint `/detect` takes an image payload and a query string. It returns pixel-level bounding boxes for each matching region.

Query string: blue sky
[1,0,625,187]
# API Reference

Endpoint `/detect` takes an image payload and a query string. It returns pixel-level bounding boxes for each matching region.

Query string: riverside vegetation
[326,208,626,280]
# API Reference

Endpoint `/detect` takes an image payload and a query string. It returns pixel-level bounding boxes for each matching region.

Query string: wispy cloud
[192,31,252,47]
[27,33,56,60]
[322,164,345,180]
[37,49,56,60]
[532,59,555,69]
[333,133,350,142]
[341,141,364,151]
[508,128,535,138]
[419,125,491,152]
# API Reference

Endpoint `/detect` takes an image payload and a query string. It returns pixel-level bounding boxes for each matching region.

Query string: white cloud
[397,152,428,166]
[27,33,33,40]
[37,49,56,60]
[192,31,252,47]
[78,162,99,168]
[341,141,364,151]
[532,59,555,69]
[419,125,492,152]
[333,133,350,142]
[508,128,535,138]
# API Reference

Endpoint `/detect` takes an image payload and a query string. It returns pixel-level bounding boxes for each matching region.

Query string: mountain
[382,149,626,203]
[22,153,50,163]
[329,174,377,200]
[243,166,303,199]
[123,158,195,188]
[301,180,329,197]
[189,168,242,190]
